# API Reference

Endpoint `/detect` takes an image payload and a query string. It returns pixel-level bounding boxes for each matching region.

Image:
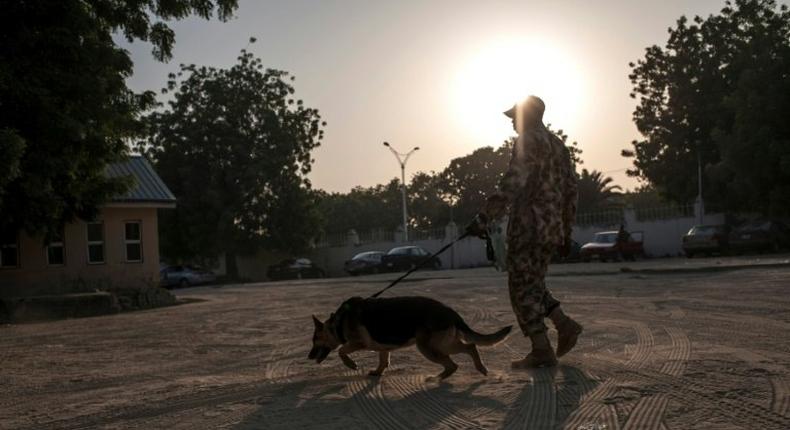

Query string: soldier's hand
[465,213,488,238]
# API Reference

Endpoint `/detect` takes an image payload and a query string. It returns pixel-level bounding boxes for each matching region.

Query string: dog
[309,296,512,379]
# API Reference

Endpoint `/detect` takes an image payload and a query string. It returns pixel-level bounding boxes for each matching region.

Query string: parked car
[381,246,441,272]
[580,230,644,262]
[160,265,217,288]
[344,251,385,276]
[551,239,582,263]
[728,220,790,254]
[267,258,326,281]
[682,225,729,257]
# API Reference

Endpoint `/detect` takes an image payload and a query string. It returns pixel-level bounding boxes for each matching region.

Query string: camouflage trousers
[506,243,560,336]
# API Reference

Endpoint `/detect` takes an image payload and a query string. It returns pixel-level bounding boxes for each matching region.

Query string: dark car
[682,225,728,257]
[160,265,217,288]
[580,230,644,262]
[381,246,441,272]
[344,251,385,276]
[729,220,790,254]
[267,258,326,281]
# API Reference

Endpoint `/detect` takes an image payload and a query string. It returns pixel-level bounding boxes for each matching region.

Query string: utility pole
[383,142,419,242]
[697,140,705,225]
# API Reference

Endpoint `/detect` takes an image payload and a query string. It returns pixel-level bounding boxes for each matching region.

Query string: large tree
[437,127,582,225]
[0,0,238,237]
[576,169,622,213]
[625,0,790,215]
[144,45,325,276]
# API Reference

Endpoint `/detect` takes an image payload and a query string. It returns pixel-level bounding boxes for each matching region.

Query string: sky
[120,0,753,193]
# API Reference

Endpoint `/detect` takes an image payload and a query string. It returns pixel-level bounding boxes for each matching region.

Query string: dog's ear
[312,315,323,329]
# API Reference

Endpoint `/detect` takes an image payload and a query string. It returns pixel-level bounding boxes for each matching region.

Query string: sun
[451,37,586,145]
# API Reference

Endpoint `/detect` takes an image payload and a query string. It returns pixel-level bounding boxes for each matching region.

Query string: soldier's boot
[511,332,558,369]
[548,307,583,357]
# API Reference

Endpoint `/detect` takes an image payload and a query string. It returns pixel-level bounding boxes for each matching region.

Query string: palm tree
[577,169,623,213]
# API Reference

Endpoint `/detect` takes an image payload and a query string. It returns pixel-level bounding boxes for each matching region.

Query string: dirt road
[2,262,790,429]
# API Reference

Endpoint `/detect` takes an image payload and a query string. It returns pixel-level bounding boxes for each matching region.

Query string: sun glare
[451,38,586,145]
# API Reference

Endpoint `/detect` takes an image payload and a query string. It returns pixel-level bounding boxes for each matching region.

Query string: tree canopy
[576,169,622,213]
[316,127,583,235]
[0,0,238,237]
[625,0,790,215]
[143,45,325,276]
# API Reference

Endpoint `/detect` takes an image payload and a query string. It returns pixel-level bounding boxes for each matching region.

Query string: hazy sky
[121,0,759,193]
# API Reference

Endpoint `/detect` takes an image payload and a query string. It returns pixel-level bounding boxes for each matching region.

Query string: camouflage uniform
[484,123,578,336]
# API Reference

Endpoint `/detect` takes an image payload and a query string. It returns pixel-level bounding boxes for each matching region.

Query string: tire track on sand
[346,370,409,430]
[503,369,557,430]
[771,376,790,416]
[660,327,690,378]
[564,321,655,429]
[622,394,668,430]
[386,374,482,429]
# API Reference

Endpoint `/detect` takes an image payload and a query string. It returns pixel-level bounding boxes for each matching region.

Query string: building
[0,156,176,297]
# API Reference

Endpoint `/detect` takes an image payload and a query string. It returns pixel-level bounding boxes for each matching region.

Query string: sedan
[160,265,217,288]
[682,225,728,257]
[729,220,790,254]
[344,251,385,276]
[267,258,326,281]
[381,246,441,272]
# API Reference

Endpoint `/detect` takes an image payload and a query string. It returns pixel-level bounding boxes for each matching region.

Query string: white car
[160,265,217,288]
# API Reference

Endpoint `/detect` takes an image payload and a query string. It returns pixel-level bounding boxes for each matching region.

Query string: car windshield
[593,233,618,243]
[387,247,411,255]
[353,252,380,260]
[688,225,720,235]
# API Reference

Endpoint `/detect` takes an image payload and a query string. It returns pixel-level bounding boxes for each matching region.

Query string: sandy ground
[2,258,790,429]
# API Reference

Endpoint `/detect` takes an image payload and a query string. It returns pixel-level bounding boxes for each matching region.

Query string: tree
[316,180,403,235]
[0,0,238,237]
[143,45,325,277]
[408,172,450,230]
[315,126,582,235]
[625,0,790,215]
[576,169,622,213]
[437,126,582,224]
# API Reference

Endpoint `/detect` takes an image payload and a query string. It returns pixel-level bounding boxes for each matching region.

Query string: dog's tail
[457,322,513,346]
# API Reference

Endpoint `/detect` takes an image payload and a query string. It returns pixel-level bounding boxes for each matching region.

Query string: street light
[383,141,419,241]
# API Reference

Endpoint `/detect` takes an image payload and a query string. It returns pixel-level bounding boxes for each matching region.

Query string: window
[1,228,19,268]
[87,222,105,264]
[124,221,142,262]
[47,230,65,266]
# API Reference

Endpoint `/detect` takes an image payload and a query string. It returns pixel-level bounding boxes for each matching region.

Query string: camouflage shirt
[483,124,578,246]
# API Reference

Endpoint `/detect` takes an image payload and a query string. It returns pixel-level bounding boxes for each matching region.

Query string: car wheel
[371,267,380,274]
[179,278,189,288]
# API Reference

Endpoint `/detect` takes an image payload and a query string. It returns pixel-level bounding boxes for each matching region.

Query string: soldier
[467,96,583,368]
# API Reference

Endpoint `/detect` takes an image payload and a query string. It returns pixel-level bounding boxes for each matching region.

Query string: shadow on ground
[232,365,597,429]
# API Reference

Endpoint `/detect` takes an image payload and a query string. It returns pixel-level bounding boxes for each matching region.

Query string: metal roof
[105,156,176,205]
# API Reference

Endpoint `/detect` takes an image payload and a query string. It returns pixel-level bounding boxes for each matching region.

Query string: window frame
[86,222,105,265]
[46,230,65,266]
[124,220,143,263]
[0,230,19,269]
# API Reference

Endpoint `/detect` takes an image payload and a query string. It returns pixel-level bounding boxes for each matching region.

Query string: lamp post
[383,141,419,242]
[696,140,705,225]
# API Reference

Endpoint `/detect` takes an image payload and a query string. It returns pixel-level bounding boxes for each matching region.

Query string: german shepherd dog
[309,296,512,379]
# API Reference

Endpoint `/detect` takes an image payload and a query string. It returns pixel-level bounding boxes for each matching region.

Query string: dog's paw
[340,357,358,370]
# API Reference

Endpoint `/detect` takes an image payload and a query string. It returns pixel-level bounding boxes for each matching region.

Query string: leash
[369,232,473,298]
